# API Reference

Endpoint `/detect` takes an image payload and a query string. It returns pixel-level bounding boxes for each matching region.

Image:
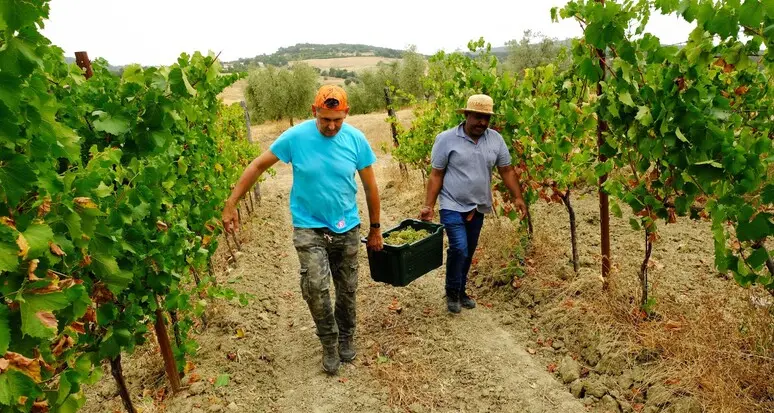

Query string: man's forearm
[365,187,381,226]
[502,167,525,202]
[424,172,443,208]
[227,157,267,207]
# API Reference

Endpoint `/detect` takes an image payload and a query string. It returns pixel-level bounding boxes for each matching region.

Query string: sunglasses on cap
[322,98,340,109]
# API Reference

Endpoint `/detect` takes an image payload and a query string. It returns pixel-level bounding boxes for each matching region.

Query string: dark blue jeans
[440,209,484,296]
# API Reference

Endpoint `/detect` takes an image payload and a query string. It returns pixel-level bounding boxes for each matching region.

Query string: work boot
[339,337,356,362]
[460,291,476,309]
[446,290,461,314]
[322,344,340,375]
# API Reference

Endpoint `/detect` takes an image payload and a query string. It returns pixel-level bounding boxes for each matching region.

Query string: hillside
[224,43,407,72]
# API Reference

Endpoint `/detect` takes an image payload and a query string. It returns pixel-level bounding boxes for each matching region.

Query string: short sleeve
[430,134,449,170]
[269,129,293,163]
[356,132,377,170]
[495,133,512,167]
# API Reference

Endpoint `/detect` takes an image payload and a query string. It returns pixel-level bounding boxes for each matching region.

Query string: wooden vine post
[384,87,408,176]
[154,296,181,393]
[75,51,93,79]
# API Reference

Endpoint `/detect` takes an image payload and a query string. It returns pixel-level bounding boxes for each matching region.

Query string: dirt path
[82,113,584,413]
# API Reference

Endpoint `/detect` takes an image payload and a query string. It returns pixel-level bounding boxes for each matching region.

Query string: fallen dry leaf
[664,320,683,331]
[226,352,237,361]
[547,363,558,373]
[234,328,245,339]
[338,377,349,383]
[527,348,536,355]
[187,373,202,384]
[184,361,196,374]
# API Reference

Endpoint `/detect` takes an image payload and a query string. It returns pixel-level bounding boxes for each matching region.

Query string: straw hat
[456,94,495,115]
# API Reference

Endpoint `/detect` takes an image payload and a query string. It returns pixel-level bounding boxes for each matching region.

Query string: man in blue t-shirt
[222,85,383,375]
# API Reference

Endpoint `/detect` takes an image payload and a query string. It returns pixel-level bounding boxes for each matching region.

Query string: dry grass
[476,216,774,412]
[291,56,401,72]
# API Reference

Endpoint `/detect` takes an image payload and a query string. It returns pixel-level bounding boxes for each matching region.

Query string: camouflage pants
[293,226,360,346]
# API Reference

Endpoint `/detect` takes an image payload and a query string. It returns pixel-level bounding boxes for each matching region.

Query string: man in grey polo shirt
[419,94,528,313]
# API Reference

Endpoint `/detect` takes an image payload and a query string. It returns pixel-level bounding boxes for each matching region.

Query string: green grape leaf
[93,116,130,135]
[746,247,770,269]
[22,223,54,259]
[619,91,635,107]
[0,305,9,355]
[0,155,36,206]
[20,292,69,338]
[0,370,41,405]
[214,373,230,387]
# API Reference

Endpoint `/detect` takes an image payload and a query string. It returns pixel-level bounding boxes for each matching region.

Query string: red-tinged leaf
[0,217,16,229]
[73,197,97,209]
[226,352,237,361]
[547,363,558,373]
[5,351,42,382]
[28,259,40,280]
[59,278,83,289]
[648,232,658,243]
[155,387,167,402]
[665,378,681,385]
[668,208,677,224]
[91,282,115,305]
[52,335,75,356]
[49,242,65,257]
[31,400,49,413]
[36,312,57,330]
[79,255,92,267]
[338,377,349,383]
[735,85,749,95]
[202,235,212,247]
[512,278,523,289]
[633,403,645,412]
[70,322,85,334]
[81,307,96,323]
[532,327,539,333]
[545,338,554,348]
[37,197,51,218]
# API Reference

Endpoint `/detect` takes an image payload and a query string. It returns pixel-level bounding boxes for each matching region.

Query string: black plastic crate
[361,219,445,287]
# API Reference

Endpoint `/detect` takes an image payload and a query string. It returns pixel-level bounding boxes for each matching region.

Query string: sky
[41,0,696,67]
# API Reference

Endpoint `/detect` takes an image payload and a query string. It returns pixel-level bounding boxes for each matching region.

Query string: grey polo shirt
[431,123,512,214]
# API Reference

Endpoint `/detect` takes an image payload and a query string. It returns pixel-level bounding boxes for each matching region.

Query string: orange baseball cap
[314,85,349,111]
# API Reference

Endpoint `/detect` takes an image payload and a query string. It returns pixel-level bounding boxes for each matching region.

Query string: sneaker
[446,291,461,314]
[322,344,340,375]
[460,291,476,309]
[339,337,356,362]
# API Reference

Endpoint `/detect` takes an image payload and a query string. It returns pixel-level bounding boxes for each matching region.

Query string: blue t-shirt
[269,120,377,233]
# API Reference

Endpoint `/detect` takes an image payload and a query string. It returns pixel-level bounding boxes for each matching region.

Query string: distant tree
[345,62,400,115]
[244,63,319,126]
[398,45,426,100]
[505,30,570,77]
